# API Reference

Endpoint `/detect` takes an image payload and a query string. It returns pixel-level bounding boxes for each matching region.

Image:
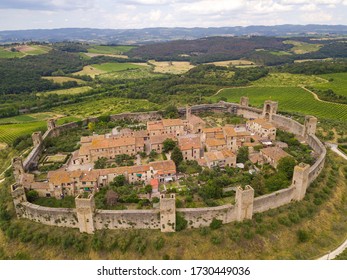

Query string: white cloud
[180,0,245,15]
[299,3,317,11]
[149,9,162,21]
[300,10,333,22]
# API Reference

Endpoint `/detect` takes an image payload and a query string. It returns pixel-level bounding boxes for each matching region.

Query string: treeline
[277,60,347,75]
[0,50,84,94]
[127,36,290,63]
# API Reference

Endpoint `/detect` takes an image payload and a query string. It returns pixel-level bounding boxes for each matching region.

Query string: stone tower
[75,193,95,234]
[292,163,310,201]
[240,96,249,107]
[303,115,317,138]
[32,131,43,147]
[47,118,56,131]
[160,194,176,232]
[12,157,24,184]
[262,100,278,121]
[186,105,191,121]
[235,185,254,221]
[11,184,27,217]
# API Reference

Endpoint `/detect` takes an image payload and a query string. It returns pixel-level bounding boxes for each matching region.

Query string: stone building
[260,147,291,168]
[147,119,185,137]
[204,149,236,168]
[149,134,177,153]
[178,135,202,160]
[246,118,277,140]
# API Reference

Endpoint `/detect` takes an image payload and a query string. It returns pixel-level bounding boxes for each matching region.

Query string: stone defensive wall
[13,100,327,233]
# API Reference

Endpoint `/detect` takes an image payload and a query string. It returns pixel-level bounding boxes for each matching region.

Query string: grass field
[149,60,194,74]
[92,62,144,72]
[0,47,24,58]
[284,40,322,54]
[56,116,82,125]
[42,76,85,85]
[36,86,92,96]
[99,67,163,81]
[73,66,105,78]
[0,122,46,144]
[311,72,347,97]
[252,73,325,87]
[45,154,67,163]
[52,97,159,118]
[83,53,128,59]
[16,45,51,55]
[87,45,135,55]
[213,86,347,121]
[207,60,256,67]
[73,63,145,78]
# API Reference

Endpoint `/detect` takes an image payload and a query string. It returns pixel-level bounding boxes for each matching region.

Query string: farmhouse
[147,119,185,137]
[204,149,236,168]
[149,134,177,153]
[260,147,291,168]
[246,118,277,140]
[178,135,202,160]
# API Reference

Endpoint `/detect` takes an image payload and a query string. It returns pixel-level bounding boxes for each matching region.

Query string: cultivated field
[0,44,51,59]
[36,86,93,96]
[0,47,24,58]
[149,60,195,74]
[208,59,256,67]
[42,76,85,85]
[73,63,146,78]
[312,72,347,97]
[0,122,46,144]
[284,40,322,54]
[213,86,347,121]
[99,67,162,80]
[0,112,62,125]
[87,45,135,55]
[93,62,145,72]
[83,53,128,59]
[252,73,325,87]
[52,97,159,118]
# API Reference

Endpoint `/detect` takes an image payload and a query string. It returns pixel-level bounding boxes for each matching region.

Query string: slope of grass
[0,122,46,144]
[312,72,347,97]
[36,86,92,96]
[284,40,322,54]
[92,62,144,72]
[252,73,324,87]
[213,86,347,121]
[0,112,59,125]
[87,45,135,55]
[52,97,159,118]
[0,47,24,58]
[42,76,85,85]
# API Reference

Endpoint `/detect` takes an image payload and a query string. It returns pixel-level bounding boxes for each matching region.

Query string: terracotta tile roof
[147,121,164,131]
[162,119,184,127]
[79,143,92,156]
[150,179,159,190]
[204,149,235,162]
[150,134,176,145]
[179,136,201,150]
[249,152,262,164]
[206,138,226,147]
[90,137,138,150]
[248,118,275,129]
[189,115,206,126]
[31,181,49,190]
[261,147,291,162]
[149,160,176,174]
[203,127,223,134]
[215,132,225,139]
[223,126,237,137]
[48,170,71,185]
[81,170,100,182]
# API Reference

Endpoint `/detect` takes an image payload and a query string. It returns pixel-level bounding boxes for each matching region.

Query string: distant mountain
[0,25,347,44]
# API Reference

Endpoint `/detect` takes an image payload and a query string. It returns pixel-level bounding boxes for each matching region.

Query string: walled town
[10,99,326,234]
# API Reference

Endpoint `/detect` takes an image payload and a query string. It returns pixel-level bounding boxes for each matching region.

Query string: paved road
[326,142,347,161]
[318,239,347,260]
[317,143,347,260]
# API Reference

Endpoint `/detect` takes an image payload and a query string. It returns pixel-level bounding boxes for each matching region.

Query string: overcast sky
[0,0,347,31]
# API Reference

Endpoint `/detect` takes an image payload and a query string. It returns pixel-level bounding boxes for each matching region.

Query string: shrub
[209,218,223,230]
[26,190,39,203]
[175,212,188,231]
[154,237,165,250]
[297,229,310,243]
[210,235,222,245]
